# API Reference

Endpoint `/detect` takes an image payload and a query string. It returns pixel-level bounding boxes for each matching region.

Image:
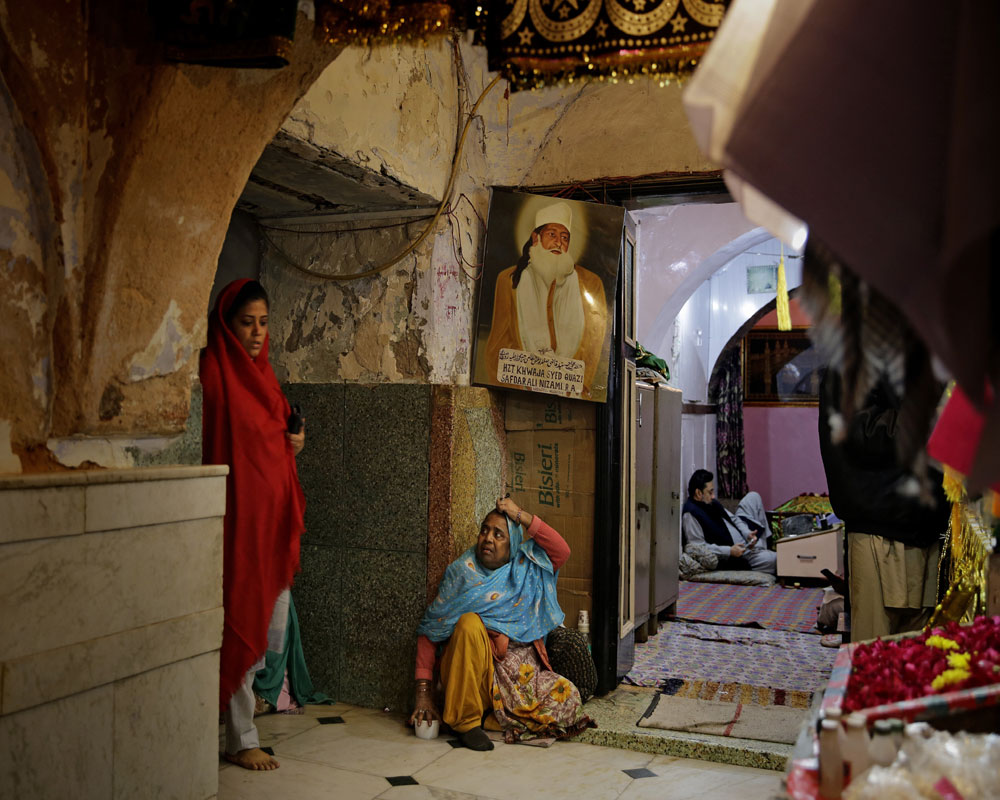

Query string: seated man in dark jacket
[682,469,777,574]
[818,368,950,642]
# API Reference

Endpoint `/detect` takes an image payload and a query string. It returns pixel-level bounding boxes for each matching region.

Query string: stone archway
[707,287,803,400]
[642,225,773,358]
[0,1,344,469]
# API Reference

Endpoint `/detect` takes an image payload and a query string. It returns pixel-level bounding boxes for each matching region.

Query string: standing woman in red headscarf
[201,279,306,771]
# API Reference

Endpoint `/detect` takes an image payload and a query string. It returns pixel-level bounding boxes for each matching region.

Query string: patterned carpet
[674,580,825,634]
[624,621,838,694]
[656,677,814,709]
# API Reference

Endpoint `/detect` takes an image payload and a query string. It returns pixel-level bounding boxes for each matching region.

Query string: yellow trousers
[440,612,495,733]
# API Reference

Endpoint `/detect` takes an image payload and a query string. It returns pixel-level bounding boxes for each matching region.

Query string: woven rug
[624,621,838,693]
[674,580,824,633]
[657,677,813,708]
[638,693,807,744]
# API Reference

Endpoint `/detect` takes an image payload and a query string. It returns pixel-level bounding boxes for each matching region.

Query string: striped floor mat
[675,580,825,634]
[625,620,837,694]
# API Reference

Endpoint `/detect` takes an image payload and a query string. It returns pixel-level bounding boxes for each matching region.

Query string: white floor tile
[378,786,492,800]
[252,711,322,746]
[274,712,454,777]
[618,756,782,800]
[411,739,636,800]
[217,754,389,800]
[217,703,787,800]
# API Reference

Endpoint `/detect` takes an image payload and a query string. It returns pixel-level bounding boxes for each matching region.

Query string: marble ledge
[0,464,229,490]
[1,474,228,544]
[1,607,223,716]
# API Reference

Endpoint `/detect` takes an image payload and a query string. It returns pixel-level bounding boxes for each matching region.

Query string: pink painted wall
[754,297,813,328]
[743,405,828,509]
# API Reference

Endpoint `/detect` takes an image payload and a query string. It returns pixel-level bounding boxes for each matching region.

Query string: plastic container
[869,719,897,767]
[842,713,871,783]
[818,718,844,799]
[578,610,592,652]
[414,719,440,740]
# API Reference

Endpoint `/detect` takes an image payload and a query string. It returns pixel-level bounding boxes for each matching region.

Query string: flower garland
[842,617,1000,712]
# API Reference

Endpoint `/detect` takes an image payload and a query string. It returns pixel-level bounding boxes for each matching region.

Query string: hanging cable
[263,71,504,282]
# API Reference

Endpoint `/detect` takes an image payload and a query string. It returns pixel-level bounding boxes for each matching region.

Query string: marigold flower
[931,668,971,691]
[926,635,959,651]
[947,652,971,670]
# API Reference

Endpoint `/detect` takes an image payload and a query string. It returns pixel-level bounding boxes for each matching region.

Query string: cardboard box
[557,576,593,629]
[509,488,594,521]
[526,509,593,580]
[505,394,597,431]
[506,429,596,500]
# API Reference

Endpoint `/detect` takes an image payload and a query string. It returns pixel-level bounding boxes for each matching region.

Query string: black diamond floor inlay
[260,747,275,756]
[386,776,419,786]
[318,716,346,725]
[623,768,656,779]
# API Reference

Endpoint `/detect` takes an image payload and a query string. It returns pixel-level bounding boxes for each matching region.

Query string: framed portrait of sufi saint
[471,189,623,403]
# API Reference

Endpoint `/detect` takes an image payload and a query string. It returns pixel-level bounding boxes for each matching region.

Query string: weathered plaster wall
[209,210,261,313]
[0,2,341,472]
[267,37,718,385]
[2,7,722,468]
[261,220,457,383]
[527,80,715,185]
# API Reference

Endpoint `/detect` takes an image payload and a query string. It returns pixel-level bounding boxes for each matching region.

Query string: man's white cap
[534,201,572,234]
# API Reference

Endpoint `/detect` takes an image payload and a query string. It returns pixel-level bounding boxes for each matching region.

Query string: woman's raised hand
[496,495,520,519]
[496,495,533,529]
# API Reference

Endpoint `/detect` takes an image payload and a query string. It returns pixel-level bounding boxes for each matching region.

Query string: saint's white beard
[527,243,575,286]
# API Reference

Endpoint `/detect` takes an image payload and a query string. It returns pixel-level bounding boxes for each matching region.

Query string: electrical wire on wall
[261,41,502,283]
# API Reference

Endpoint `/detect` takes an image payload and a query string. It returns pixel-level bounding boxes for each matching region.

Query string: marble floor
[218,704,786,800]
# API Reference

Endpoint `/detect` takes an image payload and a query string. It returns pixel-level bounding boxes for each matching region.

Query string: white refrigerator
[634,381,682,639]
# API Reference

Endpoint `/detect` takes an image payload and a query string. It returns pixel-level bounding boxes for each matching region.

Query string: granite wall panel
[286,383,430,708]
[292,543,343,701]
[343,384,430,552]
[284,383,346,548]
[337,548,427,712]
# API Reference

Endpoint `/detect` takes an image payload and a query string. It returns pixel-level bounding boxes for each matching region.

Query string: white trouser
[224,588,290,754]
[736,492,777,574]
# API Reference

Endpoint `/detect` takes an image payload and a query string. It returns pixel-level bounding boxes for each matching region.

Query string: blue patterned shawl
[416,517,564,643]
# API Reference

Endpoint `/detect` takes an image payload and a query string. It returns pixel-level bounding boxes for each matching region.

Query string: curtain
[711,345,748,498]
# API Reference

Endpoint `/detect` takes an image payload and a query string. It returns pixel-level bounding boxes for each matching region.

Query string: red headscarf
[200,279,305,708]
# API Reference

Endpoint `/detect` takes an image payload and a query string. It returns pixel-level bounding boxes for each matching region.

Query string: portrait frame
[471,189,624,403]
[742,327,821,406]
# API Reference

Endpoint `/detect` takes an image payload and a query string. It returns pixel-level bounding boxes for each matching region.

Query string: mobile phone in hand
[287,404,304,434]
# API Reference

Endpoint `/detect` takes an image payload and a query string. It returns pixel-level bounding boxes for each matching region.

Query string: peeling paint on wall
[419,229,475,384]
[127,299,205,382]
[46,436,147,469]
[0,420,22,473]
[262,217,447,384]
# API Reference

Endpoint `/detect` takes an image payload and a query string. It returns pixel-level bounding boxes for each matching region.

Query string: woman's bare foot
[224,748,280,770]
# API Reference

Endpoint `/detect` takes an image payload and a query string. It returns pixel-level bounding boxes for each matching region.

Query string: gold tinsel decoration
[928,471,995,627]
[776,244,791,331]
[316,0,454,45]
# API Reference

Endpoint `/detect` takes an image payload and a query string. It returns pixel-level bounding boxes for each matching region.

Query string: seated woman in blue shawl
[409,496,593,750]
